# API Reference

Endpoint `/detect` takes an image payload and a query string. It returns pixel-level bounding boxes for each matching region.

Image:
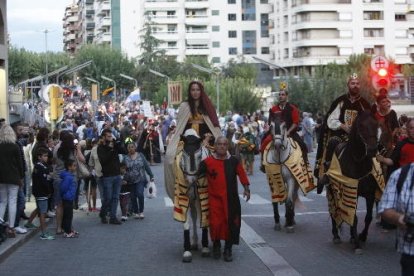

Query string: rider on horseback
[315,73,371,193]
[260,89,309,171]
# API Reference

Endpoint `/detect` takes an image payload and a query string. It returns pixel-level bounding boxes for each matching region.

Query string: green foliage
[222,57,257,80]
[74,45,136,93]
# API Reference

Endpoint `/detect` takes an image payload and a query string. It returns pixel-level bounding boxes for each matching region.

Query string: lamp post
[119,73,138,88]
[149,69,170,106]
[191,64,221,115]
[252,56,288,78]
[101,75,117,102]
[44,29,49,84]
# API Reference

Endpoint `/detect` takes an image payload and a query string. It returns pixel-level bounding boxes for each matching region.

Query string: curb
[0,226,41,263]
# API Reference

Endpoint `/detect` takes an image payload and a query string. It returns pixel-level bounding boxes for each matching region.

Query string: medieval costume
[198,153,249,247]
[314,87,371,180]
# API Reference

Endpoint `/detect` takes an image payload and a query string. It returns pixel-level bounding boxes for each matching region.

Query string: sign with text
[142,100,154,118]
[168,81,182,105]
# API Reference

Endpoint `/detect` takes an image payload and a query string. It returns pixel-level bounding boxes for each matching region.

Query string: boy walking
[60,159,78,238]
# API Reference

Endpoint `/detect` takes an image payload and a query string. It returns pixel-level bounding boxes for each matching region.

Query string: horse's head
[180,129,203,183]
[349,111,379,158]
[270,111,287,150]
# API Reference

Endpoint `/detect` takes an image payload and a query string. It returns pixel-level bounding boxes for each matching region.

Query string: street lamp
[191,63,221,114]
[149,69,170,105]
[101,75,117,102]
[119,73,138,89]
[56,60,93,84]
[252,56,288,77]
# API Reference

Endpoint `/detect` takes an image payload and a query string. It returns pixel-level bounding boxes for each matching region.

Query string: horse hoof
[274,223,282,231]
[182,251,192,263]
[333,237,341,244]
[201,247,210,257]
[191,244,198,251]
[286,226,295,233]
[354,248,363,255]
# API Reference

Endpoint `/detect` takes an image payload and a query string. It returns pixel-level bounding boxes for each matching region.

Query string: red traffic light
[378,68,388,77]
[377,78,388,86]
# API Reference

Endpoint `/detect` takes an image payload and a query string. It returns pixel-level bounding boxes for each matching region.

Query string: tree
[74,45,136,98]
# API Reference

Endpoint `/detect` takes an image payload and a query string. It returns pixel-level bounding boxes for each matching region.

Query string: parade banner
[168,81,182,105]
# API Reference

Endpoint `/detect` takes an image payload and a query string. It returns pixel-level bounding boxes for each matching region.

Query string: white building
[68,0,414,73]
[270,0,414,75]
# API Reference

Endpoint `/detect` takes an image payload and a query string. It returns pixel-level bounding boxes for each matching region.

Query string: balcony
[185,0,209,9]
[67,16,78,23]
[95,32,112,43]
[153,31,179,41]
[100,17,111,27]
[144,0,179,10]
[186,30,209,41]
[185,15,209,25]
[86,22,95,30]
[150,15,178,24]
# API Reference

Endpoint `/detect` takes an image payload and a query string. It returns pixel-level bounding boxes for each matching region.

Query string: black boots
[212,240,221,259]
[223,247,233,262]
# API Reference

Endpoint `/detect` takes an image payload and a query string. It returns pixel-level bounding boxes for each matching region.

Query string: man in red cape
[198,136,250,262]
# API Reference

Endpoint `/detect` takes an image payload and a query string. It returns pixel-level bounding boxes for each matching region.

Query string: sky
[8,0,73,53]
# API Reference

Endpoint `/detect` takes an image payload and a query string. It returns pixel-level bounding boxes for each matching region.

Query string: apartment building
[270,0,414,76]
[62,3,80,54]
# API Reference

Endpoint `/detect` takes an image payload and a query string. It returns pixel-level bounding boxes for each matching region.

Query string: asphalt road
[0,152,400,276]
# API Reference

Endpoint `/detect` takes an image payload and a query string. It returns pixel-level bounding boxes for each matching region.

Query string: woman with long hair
[52,130,85,234]
[0,125,25,238]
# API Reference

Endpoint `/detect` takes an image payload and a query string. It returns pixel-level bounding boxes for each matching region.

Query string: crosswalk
[162,190,327,207]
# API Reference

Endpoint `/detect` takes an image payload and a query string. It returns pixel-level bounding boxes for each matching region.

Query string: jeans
[0,184,19,228]
[100,176,121,219]
[14,187,26,227]
[130,181,146,214]
[401,253,414,276]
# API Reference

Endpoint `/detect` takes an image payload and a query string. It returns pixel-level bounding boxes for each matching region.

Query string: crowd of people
[0,75,413,272]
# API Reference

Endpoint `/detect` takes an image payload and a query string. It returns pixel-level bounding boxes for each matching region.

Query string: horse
[324,111,382,254]
[263,113,302,233]
[174,129,210,262]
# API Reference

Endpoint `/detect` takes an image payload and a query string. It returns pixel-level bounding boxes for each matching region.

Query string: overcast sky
[8,0,72,53]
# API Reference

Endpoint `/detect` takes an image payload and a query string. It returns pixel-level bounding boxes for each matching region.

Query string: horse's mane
[348,111,376,145]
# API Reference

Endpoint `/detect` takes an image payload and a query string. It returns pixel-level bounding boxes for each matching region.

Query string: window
[212,41,220,48]
[363,11,383,20]
[168,42,177,48]
[212,57,221,63]
[260,0,268,3]
[228,14,236,21]
[228,30,237,38]
[212,10,219,16]
[228,0,236,3]
[212,26,220,32]
[167,11,176,17]
[242,30,257,54]
[261,47,270,54]
[395,14,406,21]
[364,48,374,55]
[229,47,237,55]
[364,28,384,38]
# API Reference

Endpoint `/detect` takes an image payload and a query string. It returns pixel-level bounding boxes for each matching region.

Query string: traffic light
[49,85,64,121]
[371,56,391,92]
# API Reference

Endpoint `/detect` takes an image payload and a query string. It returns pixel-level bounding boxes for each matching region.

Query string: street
[0,153,400,276]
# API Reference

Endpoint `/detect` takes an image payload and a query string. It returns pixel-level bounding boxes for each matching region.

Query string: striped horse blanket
[263,138,315,203]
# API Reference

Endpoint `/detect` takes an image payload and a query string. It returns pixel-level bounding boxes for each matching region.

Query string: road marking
[239,194,270,204]
[298,195,313,202]
[164,197,174,207]
[240,220,301,276]
[242,210,366,218]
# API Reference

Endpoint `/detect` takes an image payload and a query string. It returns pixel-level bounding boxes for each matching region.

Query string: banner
[142,100,154,118]
[168,81,182,105]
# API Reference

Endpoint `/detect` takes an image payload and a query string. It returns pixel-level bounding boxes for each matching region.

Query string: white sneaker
[134,213,140,219]
[139,213,145,219]
[15,226,28,234]
[47,211,56,217]
[121,216,128,222]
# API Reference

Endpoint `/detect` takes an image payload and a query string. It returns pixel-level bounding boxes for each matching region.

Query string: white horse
[177,130,210,262]
[264,115,300,233]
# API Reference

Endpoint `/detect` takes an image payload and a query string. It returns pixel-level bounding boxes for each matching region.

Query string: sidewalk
[0,200,46,263]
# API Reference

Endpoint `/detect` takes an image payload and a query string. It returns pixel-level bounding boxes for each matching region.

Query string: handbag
[146,180,157,199]
[75,153,91,179]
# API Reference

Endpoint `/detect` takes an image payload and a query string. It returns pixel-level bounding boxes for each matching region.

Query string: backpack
[396,163,414,195]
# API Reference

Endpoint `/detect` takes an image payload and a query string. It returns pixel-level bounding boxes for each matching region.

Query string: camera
[404,214,414,243]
